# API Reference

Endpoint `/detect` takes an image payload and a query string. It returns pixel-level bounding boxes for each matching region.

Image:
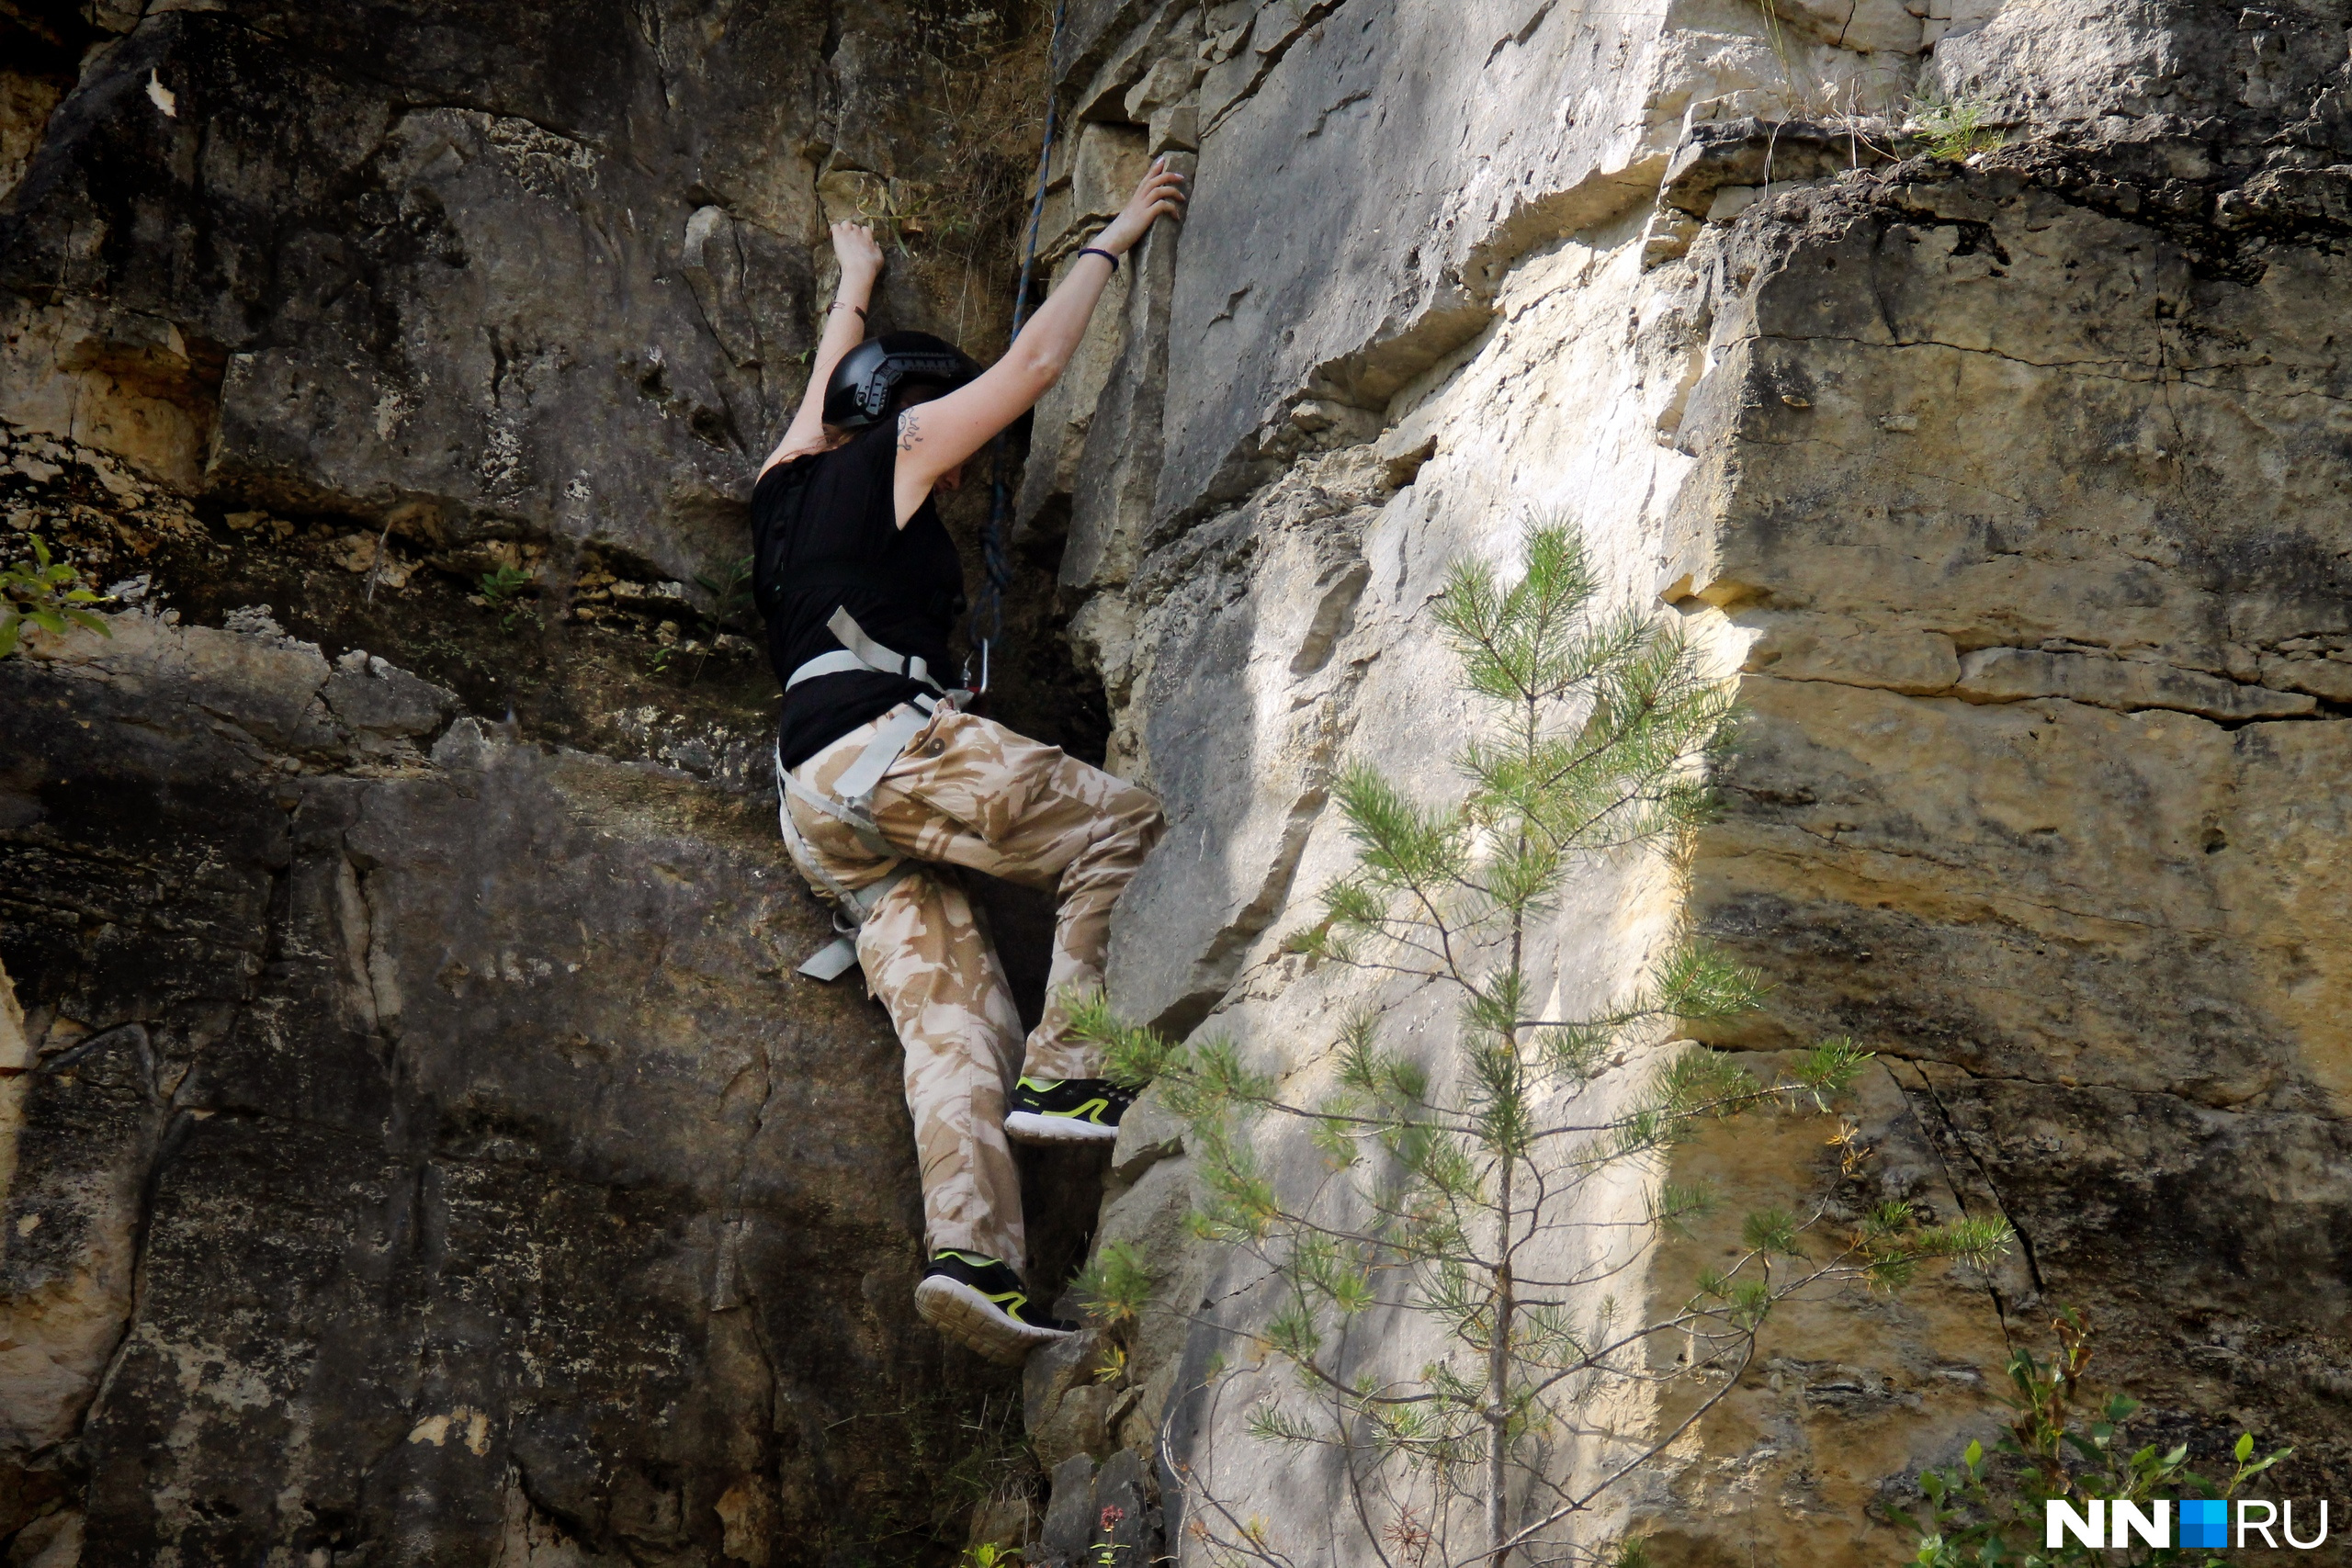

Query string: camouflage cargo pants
[782,705,1164,1271]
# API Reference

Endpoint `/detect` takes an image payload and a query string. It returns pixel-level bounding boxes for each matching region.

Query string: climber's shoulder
[752,426,903,558]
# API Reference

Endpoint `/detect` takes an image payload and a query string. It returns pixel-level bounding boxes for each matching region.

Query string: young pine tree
[1078,521,2007,1568]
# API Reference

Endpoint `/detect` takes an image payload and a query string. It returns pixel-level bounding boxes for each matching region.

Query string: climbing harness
[776,606,970,981]
[972,0,1069,695]
[786,604,948,694]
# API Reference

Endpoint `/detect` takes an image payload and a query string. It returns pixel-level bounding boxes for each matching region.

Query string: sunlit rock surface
[1015,2,2352,1565]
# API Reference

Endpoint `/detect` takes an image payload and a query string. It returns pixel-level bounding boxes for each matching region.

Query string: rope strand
[973,0,1067,695]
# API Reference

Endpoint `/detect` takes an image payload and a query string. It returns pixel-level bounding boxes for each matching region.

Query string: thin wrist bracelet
[1077,245,1120,271]
[828,301,867,318]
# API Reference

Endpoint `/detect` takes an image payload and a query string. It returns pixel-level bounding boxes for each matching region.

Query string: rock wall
[0,2,1073,1563]
[9,0,2352,1564]
[4,616,962,1564]
[1010,1,2352,1564]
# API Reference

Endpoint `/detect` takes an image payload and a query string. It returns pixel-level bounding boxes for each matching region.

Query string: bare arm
[890,159,1188,522]
[760,221,887,478]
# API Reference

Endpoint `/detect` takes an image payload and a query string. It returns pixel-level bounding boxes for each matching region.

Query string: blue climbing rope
[973,0,1068,696]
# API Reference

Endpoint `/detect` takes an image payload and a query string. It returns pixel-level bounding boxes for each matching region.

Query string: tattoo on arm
[897,410,921,453]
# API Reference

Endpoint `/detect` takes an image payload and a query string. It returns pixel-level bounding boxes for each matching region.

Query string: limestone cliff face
[6,0,2352,1565]
[4,623,947,1564]
[1010,2,2352,1565]
[0,3,1068,1563]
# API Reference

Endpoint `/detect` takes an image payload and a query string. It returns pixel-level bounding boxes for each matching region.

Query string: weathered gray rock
[1018,2,2352,1564]
[1104,1083,1182,1184]
[0,620,999,1562]
[1951,646,2316,720]
[1665,160,2352,1528]
[1100,448,1386,1033]
[323,654,459,746]
[0,1026,162,1458]
[0,0,1018,595]
[16,0,2352,1562]
[1156,0,1674,523]
[1035,1452,1105,1568]
[1928,0,2349,129]
[1661,118,1902,219]
[1056,202,1185,591]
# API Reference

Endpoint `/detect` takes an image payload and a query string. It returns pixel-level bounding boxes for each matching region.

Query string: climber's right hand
[1095,157,1188,255]
[832,220,884,282]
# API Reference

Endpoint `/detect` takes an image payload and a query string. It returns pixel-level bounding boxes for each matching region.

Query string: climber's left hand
[1095,158,1188,255]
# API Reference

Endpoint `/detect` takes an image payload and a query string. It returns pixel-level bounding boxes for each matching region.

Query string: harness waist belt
[786,606,942,693]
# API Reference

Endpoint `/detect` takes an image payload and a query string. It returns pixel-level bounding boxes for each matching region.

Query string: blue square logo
[2179,1498,2228,1549]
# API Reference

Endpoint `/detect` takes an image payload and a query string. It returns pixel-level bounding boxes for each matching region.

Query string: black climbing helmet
[822,332,981,430]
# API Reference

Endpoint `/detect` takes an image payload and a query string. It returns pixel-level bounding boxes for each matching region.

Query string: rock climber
[751,160,1187,1363]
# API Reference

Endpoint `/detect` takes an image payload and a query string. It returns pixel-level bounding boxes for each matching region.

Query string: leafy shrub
[1898,1312,2288,1566]
[1,535,110,657]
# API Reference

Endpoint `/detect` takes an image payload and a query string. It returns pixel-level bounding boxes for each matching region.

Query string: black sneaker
[1004,1077,1134,1145]
[913,1251,1076,1363]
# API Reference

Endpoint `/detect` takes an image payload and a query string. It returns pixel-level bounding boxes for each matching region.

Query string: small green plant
[1,534,111,657]
[689,553,756,682]
[480,563,533,599]
[1072,1239,1152,1329]
[479,563,537,631]
[1912,94,2004,161]
[695,553,754,627]
[1897,1312,2289,1566]
[962,1544,1022,1568]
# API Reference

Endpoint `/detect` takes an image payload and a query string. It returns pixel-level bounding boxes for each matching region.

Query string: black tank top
[752,420,967,768]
